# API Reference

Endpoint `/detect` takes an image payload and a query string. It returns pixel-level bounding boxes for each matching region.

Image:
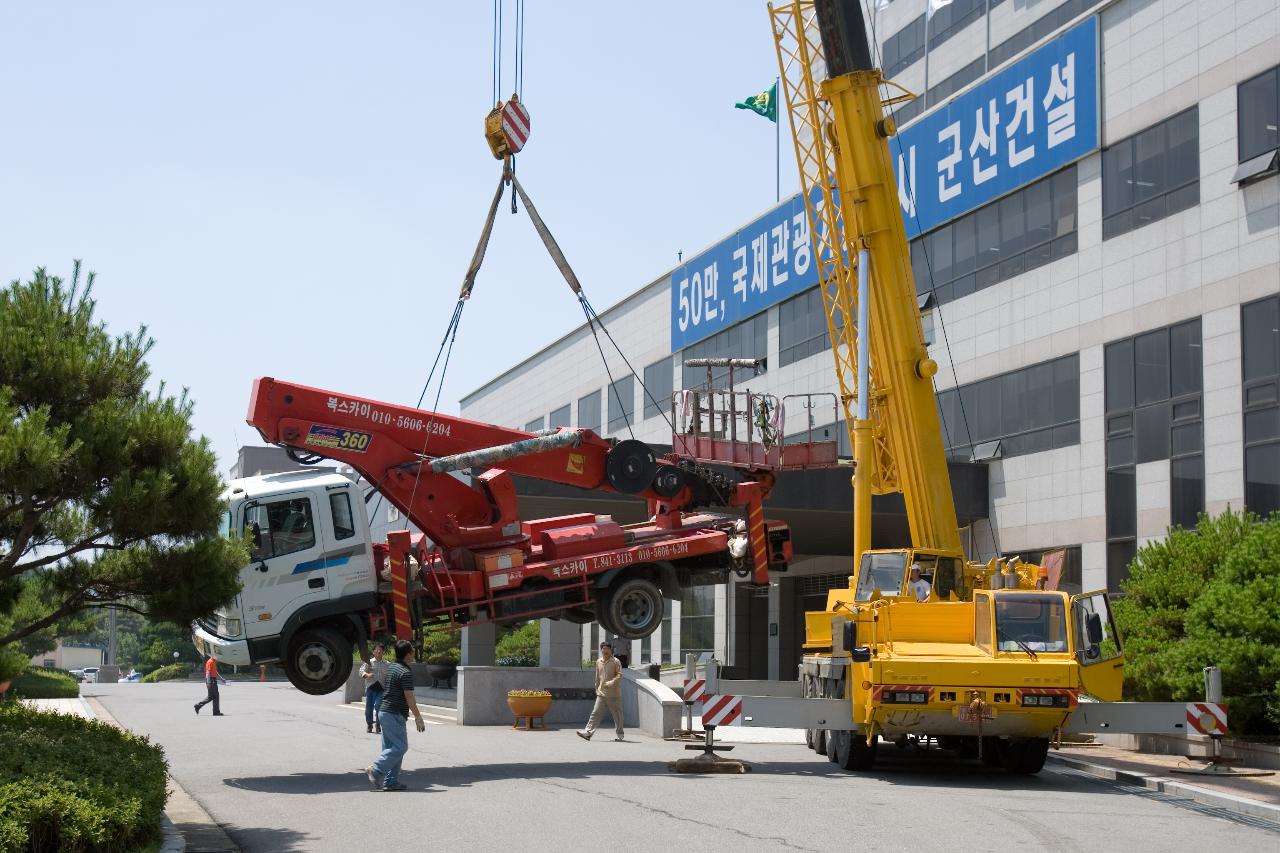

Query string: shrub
[141,663,190,683]
[1115,509,1280,734]
[7,669,78,700]
[0,646,28,686]
[507,689,551,698]
[0,703,168,852]
[495,621,539,667]
[425,651,459,666]
[420,629,461,664]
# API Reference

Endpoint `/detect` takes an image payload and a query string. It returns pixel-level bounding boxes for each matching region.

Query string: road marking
[335,704,452,724]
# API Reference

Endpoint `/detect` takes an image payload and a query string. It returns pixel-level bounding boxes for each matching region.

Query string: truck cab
[193,470,377,694]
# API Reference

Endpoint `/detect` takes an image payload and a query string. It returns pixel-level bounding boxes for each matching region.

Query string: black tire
[599,576,664,640]
[980,736,1003,767]
[284,628,352,695]
[814,727,829,756]
[826,729,841,763]
[836,730,878,771]
[1000,737,1050,775]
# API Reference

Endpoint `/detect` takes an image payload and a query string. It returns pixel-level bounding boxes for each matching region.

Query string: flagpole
[775,76,780,203]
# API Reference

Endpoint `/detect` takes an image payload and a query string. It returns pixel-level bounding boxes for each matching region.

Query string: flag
[927,0,954,16]
[735,82,777,123]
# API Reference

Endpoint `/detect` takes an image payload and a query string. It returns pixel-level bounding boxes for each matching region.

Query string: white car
[81,667,100,683]
[118,672,143,683]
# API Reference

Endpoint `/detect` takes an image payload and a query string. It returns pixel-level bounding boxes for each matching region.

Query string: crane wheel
[651,464,685,498]
[284,628,353,695]
[606,440,657,494]
[999,737,1049,775]
[598,577,663,640]
[814,727,829,756]
[835,730,878,771]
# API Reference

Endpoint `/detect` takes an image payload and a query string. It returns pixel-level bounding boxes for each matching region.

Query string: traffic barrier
[1185,702,1228,736]
[701,694,743,727]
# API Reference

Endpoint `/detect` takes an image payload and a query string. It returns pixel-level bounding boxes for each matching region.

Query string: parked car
[118,672,142,683]
[81,667,100,683]
[69,668,85,682]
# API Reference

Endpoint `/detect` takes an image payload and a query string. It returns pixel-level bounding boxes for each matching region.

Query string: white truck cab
[193,470,378,694]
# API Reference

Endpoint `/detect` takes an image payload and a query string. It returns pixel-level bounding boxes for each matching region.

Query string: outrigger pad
[668,753,752,774]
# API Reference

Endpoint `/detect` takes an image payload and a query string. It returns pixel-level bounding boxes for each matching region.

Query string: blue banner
[892,17,1099,238]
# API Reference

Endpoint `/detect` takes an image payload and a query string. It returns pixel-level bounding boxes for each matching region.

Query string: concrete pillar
[713,582,728,662]
[461,623,496,667]
[539,618,581,667]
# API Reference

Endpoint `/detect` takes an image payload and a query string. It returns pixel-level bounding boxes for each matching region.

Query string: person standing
[366,640,425,792]
[194,654,227,716]
[577,641,624,741]
[359,644,389,734]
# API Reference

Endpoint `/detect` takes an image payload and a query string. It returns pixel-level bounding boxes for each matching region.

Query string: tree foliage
[1115,509,1280,734]
[0,264,248,651]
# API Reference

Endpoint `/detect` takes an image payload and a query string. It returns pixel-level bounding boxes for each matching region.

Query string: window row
[1101,107,1199,240]
[1239,65,1279,165]
[778,285,843,368]
[936,353,1080,460]
[681,313,769,390]
[910,166,1077,308]
[1243,295,1280,518]
[882,14,925,78]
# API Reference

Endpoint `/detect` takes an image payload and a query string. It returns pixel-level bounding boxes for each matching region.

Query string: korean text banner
[670,189,817,350]
[892,16,1099,238]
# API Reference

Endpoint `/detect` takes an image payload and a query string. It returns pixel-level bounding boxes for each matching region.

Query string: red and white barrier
[701,694,743,727]
[1185,702,1228,735]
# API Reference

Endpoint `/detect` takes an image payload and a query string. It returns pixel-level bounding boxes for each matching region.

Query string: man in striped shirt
[366,640,425,792]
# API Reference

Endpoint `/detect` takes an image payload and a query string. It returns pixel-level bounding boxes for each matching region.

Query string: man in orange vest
[195,654,228,716]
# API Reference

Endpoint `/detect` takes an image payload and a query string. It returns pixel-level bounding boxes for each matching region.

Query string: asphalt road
[91,682,1279,853]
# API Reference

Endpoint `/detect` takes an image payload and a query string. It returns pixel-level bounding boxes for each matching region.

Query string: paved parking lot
[90,682,1279,853]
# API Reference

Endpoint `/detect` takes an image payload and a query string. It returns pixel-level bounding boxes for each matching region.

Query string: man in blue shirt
[366,640,425,791]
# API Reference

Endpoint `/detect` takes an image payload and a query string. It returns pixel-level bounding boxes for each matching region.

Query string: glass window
[995,594,1068,653]
[524,416,546,433]
[643,357,674,419]
[244,497,316,560]
[549,404,571,429]
[1170,321,1203,397]
[1135,403,1171,463]
[218,507,233,539]
[974,593,992,654]
[1243,296,1280,382]
[1106,540,1136,592]
[855,552,907,601]
[780,287,832,367]
[681,314,768,389]
[1134,328,1170,405]
[329,493,356,541]
[1103,108,1200,239]
[1106,468,1136,539]
[607,375,635,433]
[1074,591,1123,661]
[1246,443,1280,517]
[577,390,602,433]
[884,15,926,77]
[937,354,1079,458]
[1105,339,1135,413]
[679,585,715,658]
[1239,66,1280,163]
[1170,455,1204,529]
[928,0,984,50]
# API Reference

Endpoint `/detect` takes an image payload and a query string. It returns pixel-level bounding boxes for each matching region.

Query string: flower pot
[507,694,553,729]
[425,663,457,688]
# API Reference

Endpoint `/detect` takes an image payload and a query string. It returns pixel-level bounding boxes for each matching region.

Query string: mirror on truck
[851,646,872,663]
[1086,612,1104,648]
[842,620,857,652]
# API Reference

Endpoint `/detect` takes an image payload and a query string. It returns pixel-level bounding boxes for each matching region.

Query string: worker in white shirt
[908,564,931,602]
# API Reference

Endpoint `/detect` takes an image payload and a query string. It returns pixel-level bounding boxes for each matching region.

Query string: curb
[1048,753,1280,825]
[85,696,237,852]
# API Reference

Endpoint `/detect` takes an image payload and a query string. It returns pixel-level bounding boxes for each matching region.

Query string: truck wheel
[284,628,352,695]
[599,577,663,640]
[836,731,878,771]
[826,729,841,763]
[980,736,1003,767]
[814,727,829,756]
[1000,737,1049,775]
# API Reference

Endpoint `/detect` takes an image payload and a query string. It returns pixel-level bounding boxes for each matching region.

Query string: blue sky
[0,2,796,474]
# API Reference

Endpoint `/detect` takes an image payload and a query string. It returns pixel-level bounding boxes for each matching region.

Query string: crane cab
[842,548,966,604]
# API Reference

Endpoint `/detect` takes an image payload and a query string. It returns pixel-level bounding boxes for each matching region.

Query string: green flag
[735,82,777,122]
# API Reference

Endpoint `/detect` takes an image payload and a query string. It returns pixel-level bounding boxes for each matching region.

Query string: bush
[1115,509,1280,734]
[420,629,461,665]
[0,646,27,686]
[141,663,190,683]
[0,702,168,852]
[7,669,78,700]
[495,622,539,667]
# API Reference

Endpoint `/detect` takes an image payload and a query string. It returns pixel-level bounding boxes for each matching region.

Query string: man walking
[366,640,425,792]
[359,643,389,734]
[194,654,227,716]
[577,641,624,741]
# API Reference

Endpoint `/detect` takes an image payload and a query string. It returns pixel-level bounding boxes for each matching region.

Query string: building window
[1238,65,1279,164]
[925,56,985,109]
[935,354,1079,460]
[910,166,1076,308]
[779,286,840,367]
[577,390,601,433]
[1105,319,1204,587]
[1243,295,1280,517]
[524,416,545,433]
[681,314,768,389]
[680,585,715,660]
[549,404,571,429]
[927,0,984,50]
[1002,546,1083,594]
[988,0,1104,70]
[883,14,925,78]
[643,357,674,420]
[607,374,635,434]
[1102,108,1199,239]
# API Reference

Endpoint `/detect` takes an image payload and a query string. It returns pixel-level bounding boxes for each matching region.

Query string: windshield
[995,593,1068,653]
[218,506,232,539]
[855,552,907,600]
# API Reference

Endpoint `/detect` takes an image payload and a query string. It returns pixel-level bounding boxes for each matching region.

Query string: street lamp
[173,651,179,662]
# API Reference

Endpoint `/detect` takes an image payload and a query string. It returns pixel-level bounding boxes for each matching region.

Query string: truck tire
[599,577,663,640]
[980,736,1003,767]
[814,727,829,756]
[284,628,352,695]
[1000,737,1049,775]
[826,729,840,763]
[835,730,878,771]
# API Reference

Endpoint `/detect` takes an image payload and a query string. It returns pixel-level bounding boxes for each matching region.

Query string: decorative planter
[507,692,553,730]
[425,663,457,689]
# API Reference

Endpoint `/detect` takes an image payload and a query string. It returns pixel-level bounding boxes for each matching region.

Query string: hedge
[0,703,168,853]
[140,663,190,683]
[6,670,78,700]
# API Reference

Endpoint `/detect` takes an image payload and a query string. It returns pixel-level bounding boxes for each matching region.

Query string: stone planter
[507,693,553,729]
[425,663,457,688]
